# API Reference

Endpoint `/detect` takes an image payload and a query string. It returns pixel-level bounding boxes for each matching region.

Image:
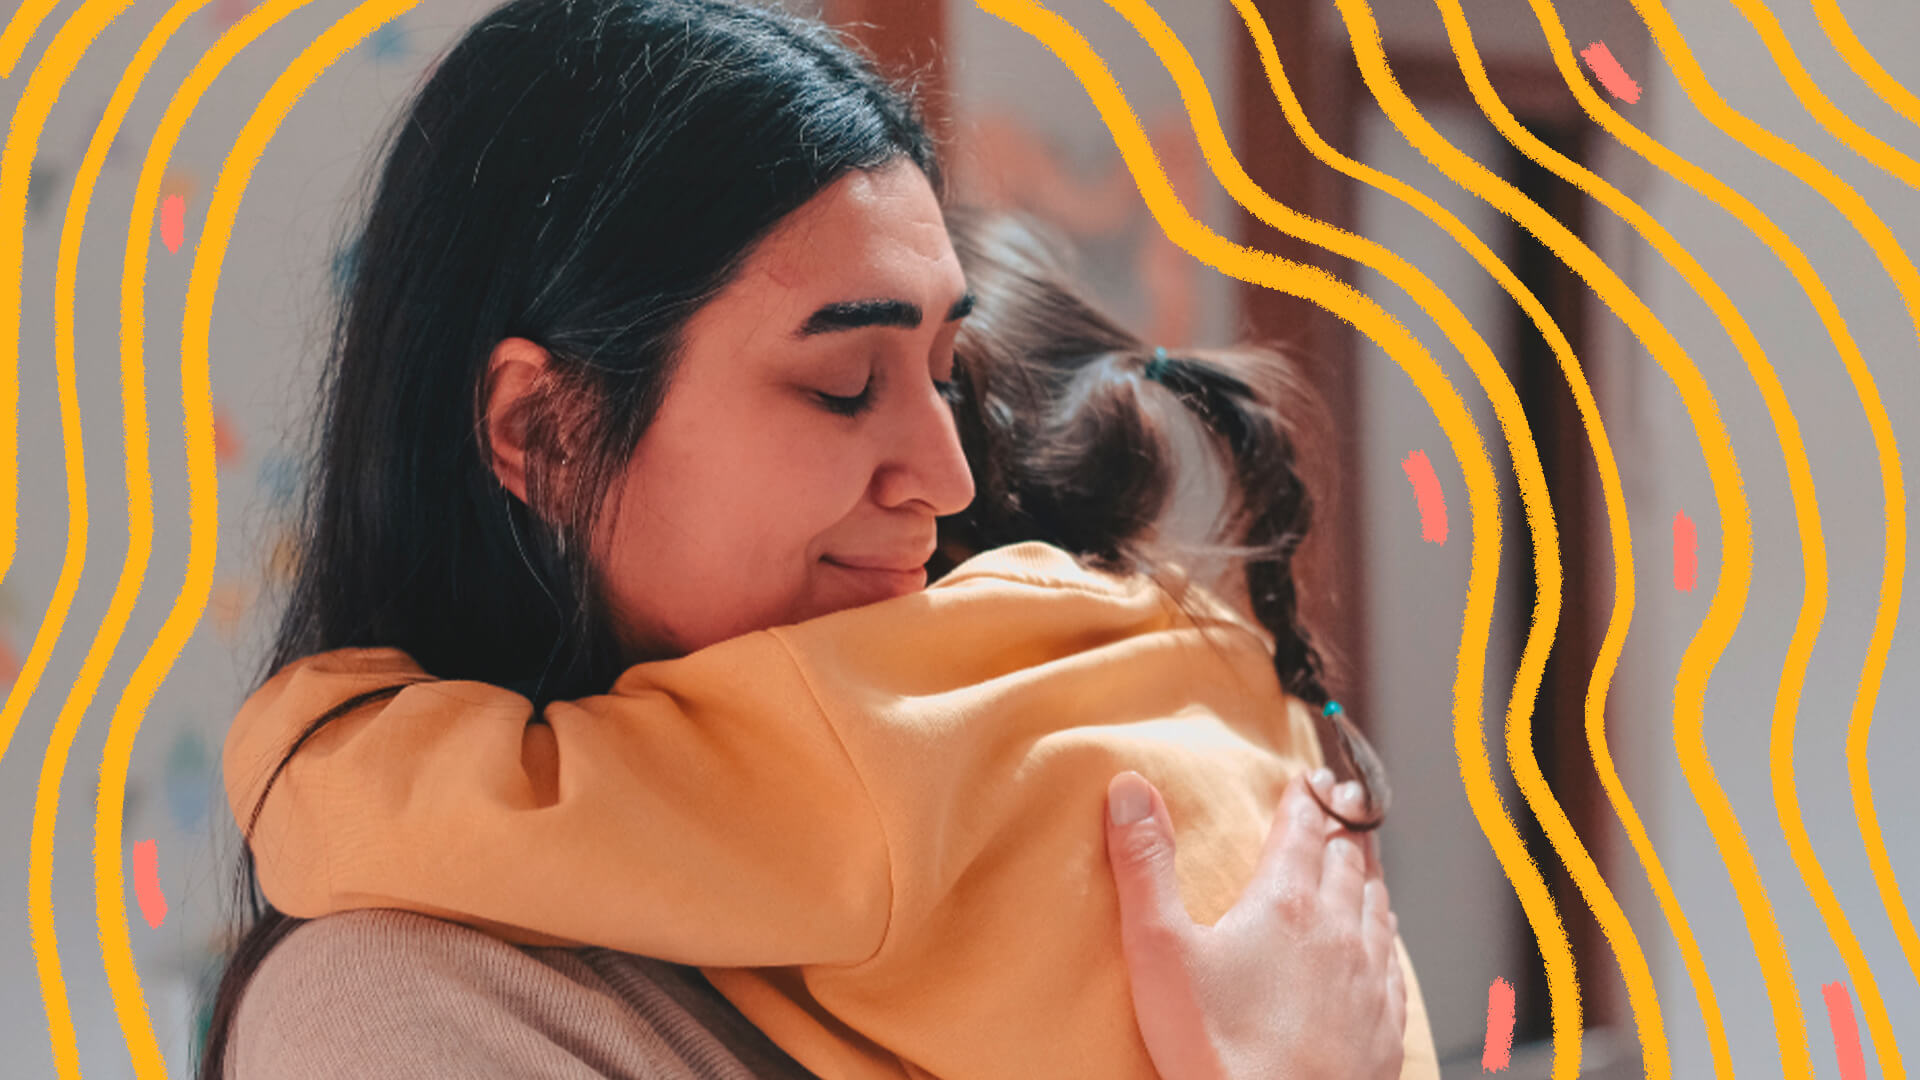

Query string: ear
[482,337,552,504]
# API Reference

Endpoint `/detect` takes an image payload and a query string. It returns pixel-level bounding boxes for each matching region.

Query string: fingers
[1360,878,1394,968]
[1359,824,1385,881]
[1105,772,1193,961]
[1384,937,1408,1038]
[1319,831,1367,918]
[1331,779,1367,834]
[1243,773,1331,919]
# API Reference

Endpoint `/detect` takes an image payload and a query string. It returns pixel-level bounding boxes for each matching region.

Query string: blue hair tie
[1323,700,1344,718]
[1143,346,1173,383]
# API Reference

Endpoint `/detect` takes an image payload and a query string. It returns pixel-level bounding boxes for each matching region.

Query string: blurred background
[0,0,1916,1076]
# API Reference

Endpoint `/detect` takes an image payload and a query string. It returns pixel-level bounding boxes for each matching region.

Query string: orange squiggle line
[1332,0,1763,1071]
[1525,0,1912,1064]
[0,0,64,78]
[1808,0,1920,135]
[1096,11,1591,1071]
[1620,0,1916,1069]
[1726,0,1919,190]
[968,12,1512,1078]
[8,3,138,1075]
[92,2,415,1076]
[1215,8,1674,1068]
[1453,0,1840,1069]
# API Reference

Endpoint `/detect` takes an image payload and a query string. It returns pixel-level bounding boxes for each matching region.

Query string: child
[225,212,1434,1079]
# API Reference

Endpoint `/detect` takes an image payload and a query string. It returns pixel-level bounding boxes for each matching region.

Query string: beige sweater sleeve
[227,909,818,1079]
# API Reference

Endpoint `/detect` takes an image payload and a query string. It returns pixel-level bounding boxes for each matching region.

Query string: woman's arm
[226,908,816,1079]
[1106,771,1438,1080]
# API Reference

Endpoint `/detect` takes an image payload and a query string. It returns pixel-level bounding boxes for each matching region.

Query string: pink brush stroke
[1822,982,1868,1080]
[160,195,186,253]
[1482,976,1516,1071]
[133,839,167,929]
[1581,41,1643,103]
[1673,510,1697,592]
[1401,450,1448,545]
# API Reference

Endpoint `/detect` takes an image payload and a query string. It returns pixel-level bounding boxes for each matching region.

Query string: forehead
[739,161,963,309]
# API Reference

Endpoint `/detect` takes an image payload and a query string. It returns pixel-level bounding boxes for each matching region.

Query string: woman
[202,1,1413,1076]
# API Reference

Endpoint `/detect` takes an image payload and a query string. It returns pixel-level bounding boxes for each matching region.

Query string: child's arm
[224,644,891,968]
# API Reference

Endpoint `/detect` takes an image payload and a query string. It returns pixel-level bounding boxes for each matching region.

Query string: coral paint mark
[159,169,198,203]
[1581,41,1643,103]
[1823,982,1868,1080]
[1674,510,1698,592]
[1401,450,1448,544]
[132,840,167,929]
[160,195,186,253]
[213,0,258,29]
[213,407,243,465]
[1482,976,1516,1070]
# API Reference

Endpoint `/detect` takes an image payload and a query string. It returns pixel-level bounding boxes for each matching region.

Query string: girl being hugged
[209,2,1433,1078]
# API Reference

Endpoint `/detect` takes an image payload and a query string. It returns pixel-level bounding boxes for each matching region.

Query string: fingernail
[1310,767,1334,793]
[1335,781,1364,814]
[1329,836,1358,864]
[1109,773,1152,826]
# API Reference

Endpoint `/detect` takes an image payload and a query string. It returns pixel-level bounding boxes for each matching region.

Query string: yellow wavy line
[1103,0,1622,1068]
[1809,0,1920,130]
[0,0,133,769]
[0,0,64,78]
[92,2,413,1075]
[1329,0,1761,1072]
[1524,0,1913,1072]
[1450,0,1842,1072]
[11,3,140,1073]
[968,0,1516,1067]
[1214,1,1673,1071]
[35,0,308,1070]
[29,1,211,1077]
[1627,0,1919,1064]
[1729,0,1919,189]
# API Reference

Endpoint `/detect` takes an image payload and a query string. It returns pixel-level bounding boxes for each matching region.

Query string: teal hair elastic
[1143,346,1173,383]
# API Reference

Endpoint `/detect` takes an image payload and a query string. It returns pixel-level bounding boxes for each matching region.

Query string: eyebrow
[797,292,976,338]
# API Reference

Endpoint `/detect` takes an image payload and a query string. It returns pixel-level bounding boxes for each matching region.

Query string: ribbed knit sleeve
[226,908,818,1079]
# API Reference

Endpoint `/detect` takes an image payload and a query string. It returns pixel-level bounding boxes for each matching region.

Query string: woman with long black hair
[202,2,1418,1076]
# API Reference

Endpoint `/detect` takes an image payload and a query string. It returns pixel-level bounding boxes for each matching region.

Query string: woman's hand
[1104,770,1407,1080]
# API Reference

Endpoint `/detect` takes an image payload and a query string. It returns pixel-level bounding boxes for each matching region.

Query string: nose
[872,378,976,517]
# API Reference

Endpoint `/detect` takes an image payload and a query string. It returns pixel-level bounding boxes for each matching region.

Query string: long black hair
[198,2,938,1074]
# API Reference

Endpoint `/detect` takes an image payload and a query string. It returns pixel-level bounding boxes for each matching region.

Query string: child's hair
[939,208,1333,708]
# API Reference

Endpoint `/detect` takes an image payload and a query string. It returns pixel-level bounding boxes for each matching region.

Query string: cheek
[592,413,873,651]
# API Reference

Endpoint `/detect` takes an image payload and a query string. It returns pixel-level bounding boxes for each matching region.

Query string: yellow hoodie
[226,542,1439,1079]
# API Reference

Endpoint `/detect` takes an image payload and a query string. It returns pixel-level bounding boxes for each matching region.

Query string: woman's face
[596,160,976,660]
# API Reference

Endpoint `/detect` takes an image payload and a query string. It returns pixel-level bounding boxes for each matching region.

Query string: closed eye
[816,383,874,417]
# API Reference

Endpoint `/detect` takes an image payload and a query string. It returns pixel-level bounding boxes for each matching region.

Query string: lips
[821,540,937,575]
[823,556,930,574]
[821,553,931,601]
